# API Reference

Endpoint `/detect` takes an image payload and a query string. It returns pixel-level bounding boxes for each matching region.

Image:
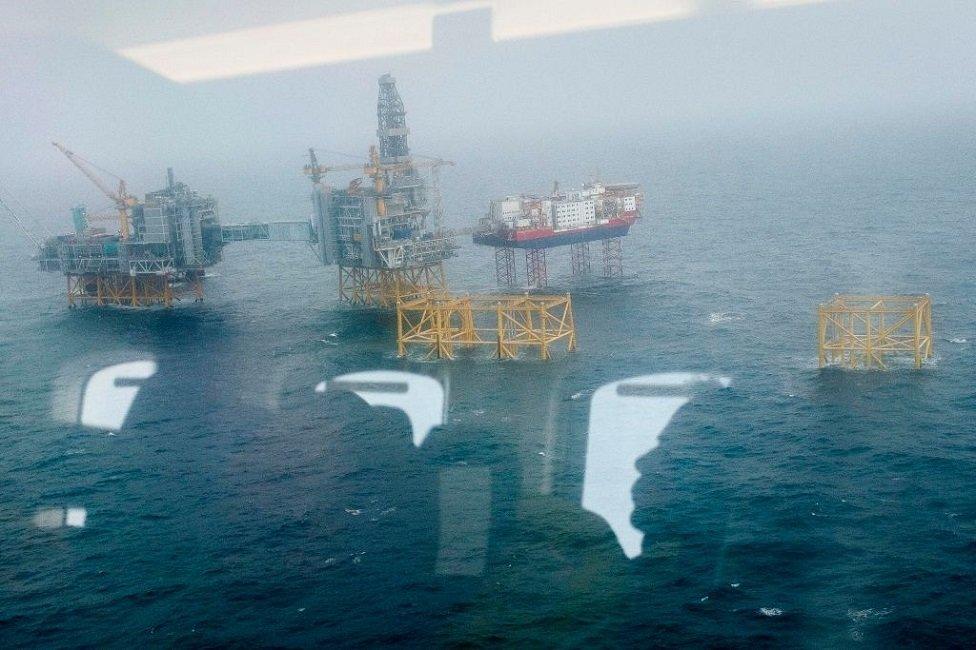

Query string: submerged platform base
[338,263,448,309]
[397,293,577,360]
[818,294,933,369]
[65,271,204,309]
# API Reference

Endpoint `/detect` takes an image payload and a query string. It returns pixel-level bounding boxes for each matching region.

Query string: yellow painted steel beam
[817,294,932,369]
[63,272,193,309]
[337,263,448,309]
[396,292,577,361]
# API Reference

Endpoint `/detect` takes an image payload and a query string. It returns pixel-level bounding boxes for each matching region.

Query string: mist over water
[3,0,976,644]
[2,115,975,645]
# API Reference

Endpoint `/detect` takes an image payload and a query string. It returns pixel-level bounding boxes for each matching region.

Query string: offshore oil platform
[36,145,226,307]
[36,144,314,307]
[473,181,643,287]
[27,75,579,360]
[35,75,452,310]
[303,73,457,308]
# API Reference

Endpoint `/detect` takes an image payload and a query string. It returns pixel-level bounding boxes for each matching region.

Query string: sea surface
[1,118,975,646]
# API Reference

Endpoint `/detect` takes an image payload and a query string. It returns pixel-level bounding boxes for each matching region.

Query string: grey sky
[1,0,974,233]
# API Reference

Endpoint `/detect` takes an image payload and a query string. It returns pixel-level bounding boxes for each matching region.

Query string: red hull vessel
[473,213,638,249]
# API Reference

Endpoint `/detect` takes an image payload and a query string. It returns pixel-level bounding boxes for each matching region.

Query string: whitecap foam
[759,607,783,617]
[708,312,744,325]
[848,607,893,621]
[848,607,893,641]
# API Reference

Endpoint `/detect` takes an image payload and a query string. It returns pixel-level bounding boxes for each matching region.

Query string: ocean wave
[848,607,893,641]
[848,607,893,621]
[709,312,744,325]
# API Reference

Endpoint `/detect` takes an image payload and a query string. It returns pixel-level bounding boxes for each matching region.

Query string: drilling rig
[36,76,455,310]
[304,74,457,308]
[27,75,578,359]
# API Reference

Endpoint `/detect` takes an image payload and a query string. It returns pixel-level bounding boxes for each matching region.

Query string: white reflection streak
[316,370,444,447]
[115,0,699,83]
[119,5,442,83]
[582,373,730,559]
[490,0,698,41]
[35,507,87,529]
[79,360,157,431]
[65,508,87,528]
[752,0,836,7]
[113,0,837,83]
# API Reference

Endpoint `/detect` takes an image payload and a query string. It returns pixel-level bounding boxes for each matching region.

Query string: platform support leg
[494,248,517,287]
[525,248,548,289]
[570,242,591,277]
[601,237,623,279]
[187,269,205,302]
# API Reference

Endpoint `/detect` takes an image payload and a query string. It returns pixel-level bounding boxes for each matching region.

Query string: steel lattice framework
[494,248,517,287]
[65,270,204,308]
[601,237,623,278]
[338,263,448,309]
[818,295,933,369]
[397,294,577,360]
[570,241,591,276]
[377,73,410,163]
[525,248,548,288]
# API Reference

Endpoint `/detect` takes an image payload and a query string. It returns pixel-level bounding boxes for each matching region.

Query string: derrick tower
[377,73,410,163]
[306,74,456,308]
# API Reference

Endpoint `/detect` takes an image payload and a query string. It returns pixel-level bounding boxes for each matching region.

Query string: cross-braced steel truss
[494,248,517,287]
[818,295,933,369]
[602,237,623,278]
[570,242,591,276]
[397,294,577,360]
[65,271,203,308]
[338,263,448,309]
[525,248,548,288]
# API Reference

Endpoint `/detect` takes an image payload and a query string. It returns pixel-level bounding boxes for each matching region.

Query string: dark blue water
[2,119,975,646]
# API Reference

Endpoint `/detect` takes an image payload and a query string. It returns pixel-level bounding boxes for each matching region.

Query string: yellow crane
[302,148,365,184]
[304,146,454,219]
[304,146,453,184]
[52,142,136,240]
